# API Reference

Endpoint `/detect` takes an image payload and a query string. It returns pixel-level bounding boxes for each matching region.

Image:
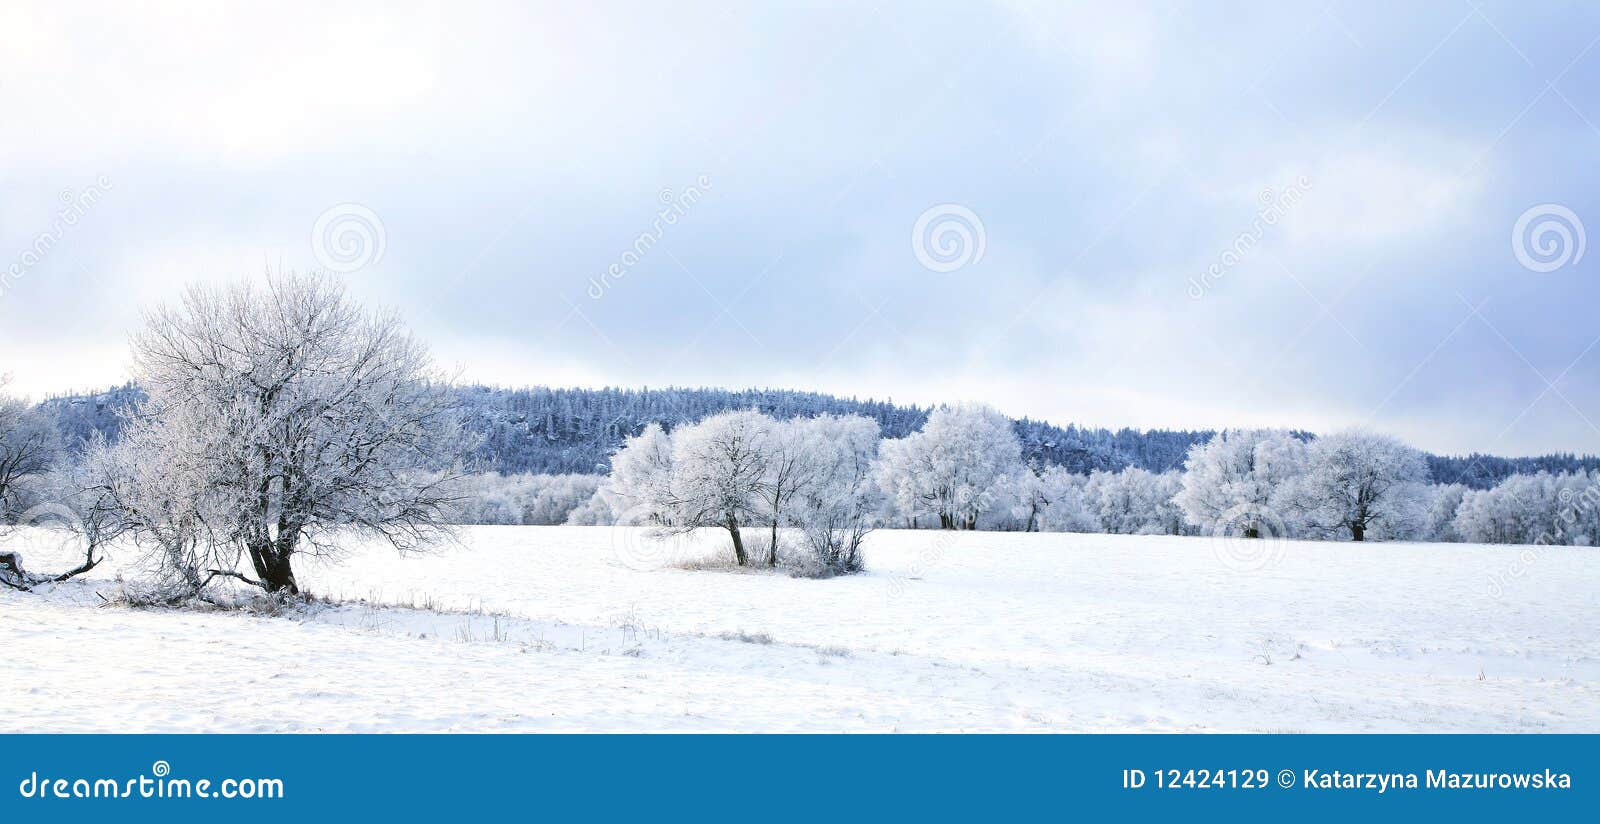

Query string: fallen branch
[0,546,103,590]
[0,551,31,591]
[46,555,101,582]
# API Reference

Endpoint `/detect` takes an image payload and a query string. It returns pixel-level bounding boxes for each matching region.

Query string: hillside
[36,384,1600,488]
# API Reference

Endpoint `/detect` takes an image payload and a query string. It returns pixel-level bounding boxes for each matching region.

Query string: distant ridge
[36,383,1600,489]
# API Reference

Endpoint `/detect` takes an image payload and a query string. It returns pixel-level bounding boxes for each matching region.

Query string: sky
[1,1,1598,457]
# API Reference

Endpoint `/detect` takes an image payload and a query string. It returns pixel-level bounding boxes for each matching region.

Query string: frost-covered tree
[1087,468,1141,535]
[873,436,928,528]
[563,489,618,526]
[1033,467,1097,533]
[1174,429,1307,538]
[755,418,820,566]
[451,473,604,525]
[0,381,58,517]
[1292,430,1430,541]
[1082,468,1189,535]
[76,412,237,592]
[1451,470,1600,546]
[604,422,677,525]
[875,403,1022,530]
[518,474,604,525]
[1423,483,1469,542]
[126,272,471,593]
[663,410,774,565]
[1147,470,1189,536]
[787,414,880,574]
[595,411,878,572]
[1010,461,1050,532]
[0,382,64,587]
[1453,473,1555,544]
[1546,471,1600,547]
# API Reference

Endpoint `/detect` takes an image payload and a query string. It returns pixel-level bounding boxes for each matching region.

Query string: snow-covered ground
[3,526,1596,732]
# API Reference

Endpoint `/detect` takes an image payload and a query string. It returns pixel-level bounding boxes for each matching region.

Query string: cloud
[1277,136,1487,251]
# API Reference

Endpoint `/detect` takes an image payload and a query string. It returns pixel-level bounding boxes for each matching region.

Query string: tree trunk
[246,540,271,583]
[726,516,747,566]
[1243,524,1260,539]
[247,539,299,594]
[259,549,299,594]
[1350,522,1365,542]
[769,520,779,567]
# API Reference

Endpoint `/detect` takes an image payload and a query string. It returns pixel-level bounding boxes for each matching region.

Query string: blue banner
[0,734,1591,822]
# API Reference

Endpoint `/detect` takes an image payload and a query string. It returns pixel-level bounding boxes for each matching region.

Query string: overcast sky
[2,1,1598,456]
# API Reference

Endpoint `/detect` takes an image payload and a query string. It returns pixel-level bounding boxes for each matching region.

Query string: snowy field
[2,526,1596,732]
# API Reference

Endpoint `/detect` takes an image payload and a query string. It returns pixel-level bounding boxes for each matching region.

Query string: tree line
[477,411,1600,556]
[40,383,1600,491]
[4,273,1596,598]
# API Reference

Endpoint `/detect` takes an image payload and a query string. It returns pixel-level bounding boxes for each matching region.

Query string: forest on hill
[36,383,1599,489]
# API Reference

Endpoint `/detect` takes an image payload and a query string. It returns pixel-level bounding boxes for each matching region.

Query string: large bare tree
[127,272,472,593]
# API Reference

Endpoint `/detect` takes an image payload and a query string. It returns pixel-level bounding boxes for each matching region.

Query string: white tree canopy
[124,271,471,593]
[1174,429,1307,539]
[1291,429,1430,541]
[875,403,1022,530]
[663,409,774,565]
